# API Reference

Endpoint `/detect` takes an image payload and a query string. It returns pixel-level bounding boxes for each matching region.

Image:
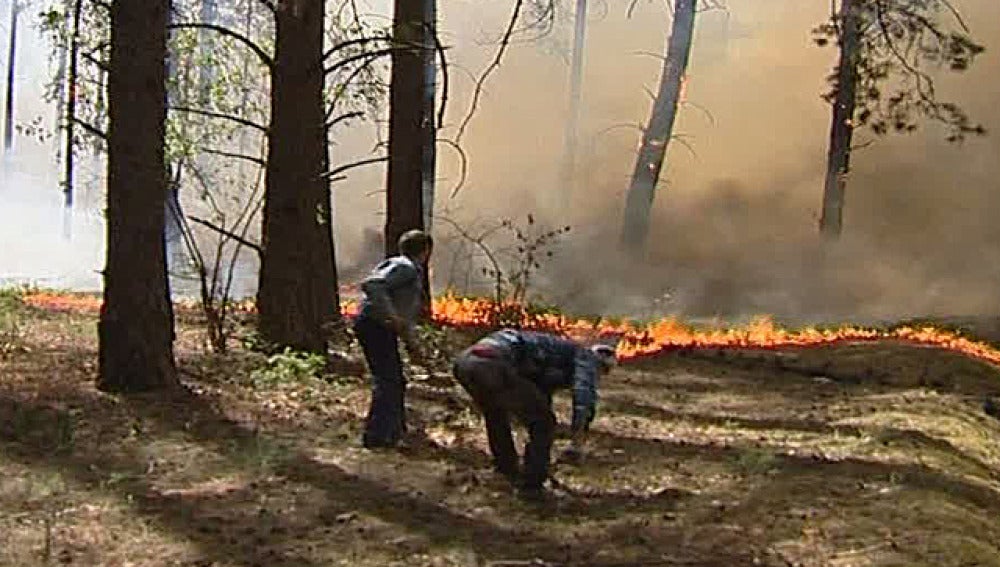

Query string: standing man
[355,229,433,449]
[452,329,617,500]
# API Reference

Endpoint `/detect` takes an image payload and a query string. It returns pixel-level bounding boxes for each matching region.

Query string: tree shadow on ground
[581,428,1000,516]
[0,386,732,566]
[597,393,999,479]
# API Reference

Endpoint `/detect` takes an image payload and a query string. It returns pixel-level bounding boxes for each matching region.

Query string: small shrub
[249,348,327,388]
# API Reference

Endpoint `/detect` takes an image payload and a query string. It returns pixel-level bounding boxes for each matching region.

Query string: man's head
[590,344,618,374]
[398,229,433,263]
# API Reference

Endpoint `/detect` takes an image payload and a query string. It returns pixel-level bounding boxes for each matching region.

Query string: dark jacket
[478,329,601,432]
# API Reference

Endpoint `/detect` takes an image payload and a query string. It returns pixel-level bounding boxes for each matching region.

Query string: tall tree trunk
[385,0,431,314]
[420,0,436,232]
[63,0,83,208]
[559,0,587,205]
[418,0,436,316]
[257,0,339,353]
[819,0,860,239]
[619,0,695,252]
[98,0,177,393]
[3,0,19,154]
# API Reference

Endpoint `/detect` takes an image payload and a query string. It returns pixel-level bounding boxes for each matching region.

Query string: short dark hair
[398,229,433,257]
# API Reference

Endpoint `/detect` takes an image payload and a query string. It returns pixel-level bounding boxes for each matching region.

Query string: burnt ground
[3,296,1000,566]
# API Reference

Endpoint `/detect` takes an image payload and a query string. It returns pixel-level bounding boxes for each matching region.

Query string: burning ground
[3,291,1000,566]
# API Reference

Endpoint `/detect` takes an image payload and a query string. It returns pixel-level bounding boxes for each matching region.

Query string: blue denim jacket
[358,255,425,339]
[482,329,600,432]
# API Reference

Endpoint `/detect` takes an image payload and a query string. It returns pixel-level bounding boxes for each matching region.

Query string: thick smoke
[3,0,999,324]
[421,0,1000,324]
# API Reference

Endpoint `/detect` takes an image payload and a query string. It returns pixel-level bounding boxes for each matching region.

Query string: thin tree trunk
[619,0,696,252]
[420,0,436,231]
[419,0,436,317]
[63,0,83,208]
[559,0,587,205]
[3,0,19,154]
[52,0,72,169]
[385,0,430,313]
[819,0,860,239]
[98,0,177,393]
[257,0,339,353]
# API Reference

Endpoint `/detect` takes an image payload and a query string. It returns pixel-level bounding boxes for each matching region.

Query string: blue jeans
[354,314,406,446]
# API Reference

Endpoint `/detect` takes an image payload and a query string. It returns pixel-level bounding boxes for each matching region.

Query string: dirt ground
[3,295,1000,566]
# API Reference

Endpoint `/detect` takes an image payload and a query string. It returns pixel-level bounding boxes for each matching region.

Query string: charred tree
[813,0,985,239]
[3,0,19,153]
[97,0,177,393]
[620,0,696,252]
[819,0,859,239]
[257,0,340,352]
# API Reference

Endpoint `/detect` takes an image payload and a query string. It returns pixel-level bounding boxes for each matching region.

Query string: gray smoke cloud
[3,0,998,326]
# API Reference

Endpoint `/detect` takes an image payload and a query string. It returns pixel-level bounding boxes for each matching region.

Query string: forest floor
[3,289,1000,567]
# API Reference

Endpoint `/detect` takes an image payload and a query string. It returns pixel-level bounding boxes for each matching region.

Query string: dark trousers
[354,314,406,446]
[452,348,556,490]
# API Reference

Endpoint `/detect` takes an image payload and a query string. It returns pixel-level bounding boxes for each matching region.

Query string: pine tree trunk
[385,0,431,314]
[819,0,860,239]
[385,0,426,256]
[620,0,695,252]
[3,0,19,153]
[97,0,177,393]
[257,0,339,353]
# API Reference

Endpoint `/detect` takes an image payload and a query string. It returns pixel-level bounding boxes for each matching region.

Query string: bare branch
[80,51,109,73]
[188,215,263,256]
[431,26,449,128]
[168,22,274,69]
[201,147,266,166]
[454,0,525,144]
[322,35,392,62]
[438,138,469,199]
[324,47,394,76]
[169,106,268,133]
[327,111,364,130]
[73,117,107,140]
[321,156,388,180]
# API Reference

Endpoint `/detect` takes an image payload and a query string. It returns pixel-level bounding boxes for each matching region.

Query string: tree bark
[385,0,431,315]
[3,0,19,153]
[257,0,339,353]
[97,0,177,393]
[420,0,436,232]
[385,0,426,256]
[619,0,695,252]
[819,0,860,239]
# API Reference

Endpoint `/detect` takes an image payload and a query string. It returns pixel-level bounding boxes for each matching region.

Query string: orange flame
[20,291,1000,367]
